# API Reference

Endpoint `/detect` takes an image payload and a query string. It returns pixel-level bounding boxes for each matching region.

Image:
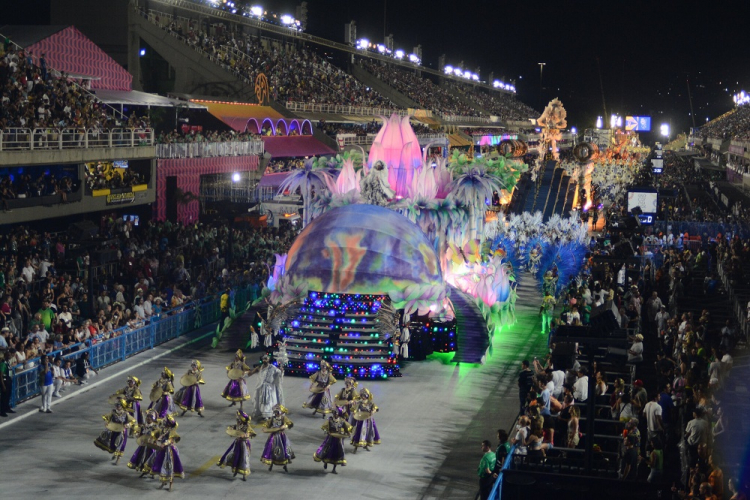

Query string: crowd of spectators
[317,119,432,138]
[0,40,119,132]
[264,158,306,174]
[700,105,750,141]
[445,81,537,122]
[360,59,478,116]
[83,162,147,192]
[0,217,298,379]
[148,13,395,109]
[156,128,259,144]
[1,171,76,211]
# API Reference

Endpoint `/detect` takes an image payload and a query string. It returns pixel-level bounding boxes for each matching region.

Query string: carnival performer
[222,349,252,410]
[303,360,336,417]
[350,387,381,453]
[111,375,144,432]
[542,271,557,298]
[248,354,284,421]
[148,367,176,419]
[217,409,256,481]
[540,293,557,335]
[528,244,542,273]
[249,325,259,350]
[260,404,295,472]
[175,360,205,417]
[93,399,135,465]
[149,415,184,491]
[128,409,160,476]
[333,376,359,423]
[313,407,352,473]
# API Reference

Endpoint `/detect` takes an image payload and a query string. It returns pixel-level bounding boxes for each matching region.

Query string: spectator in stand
[477,439,496,500]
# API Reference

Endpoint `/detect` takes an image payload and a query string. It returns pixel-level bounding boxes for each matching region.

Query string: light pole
[660,123,670,143]
[538,62,546,109]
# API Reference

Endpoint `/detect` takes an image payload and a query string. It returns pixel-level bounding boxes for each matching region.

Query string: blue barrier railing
[488,443,518,500]
[9,284,255,408]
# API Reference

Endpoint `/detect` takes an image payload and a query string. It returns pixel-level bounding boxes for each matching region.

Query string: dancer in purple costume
[148,367,176,418]
[350,387,381,453]
[222,349,252,409]
[217,409,256,481]
[313,407,352,474]
[149,415,184,491]
[303,360,336,417]
[260,404,295,472]
[94,399,135,465]
[175,360,205,417]
[111,375,143,434]
[334,376,359,423]
[128,409,160,475]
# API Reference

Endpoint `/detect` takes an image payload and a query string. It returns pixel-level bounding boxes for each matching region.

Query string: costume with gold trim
[314,410,352,465]
[350,388,381,448]
[149,415,184,483]
[93,401,135,458]
[217,410,256,478]
[222,351,252,402]
[175,361,205,413]
[303,361,336,414]
[148,368,176,418]
[127,410,160,472]
[260,405,295,466]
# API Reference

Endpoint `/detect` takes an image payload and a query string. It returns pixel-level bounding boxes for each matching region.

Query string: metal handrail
[0,128,154,151]
[284,101,408,117]
[155,140,264,158]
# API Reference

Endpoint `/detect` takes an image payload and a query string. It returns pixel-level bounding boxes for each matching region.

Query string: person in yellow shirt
[220,288,231,328]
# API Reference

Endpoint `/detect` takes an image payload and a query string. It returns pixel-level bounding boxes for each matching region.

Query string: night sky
[8,0,750,136]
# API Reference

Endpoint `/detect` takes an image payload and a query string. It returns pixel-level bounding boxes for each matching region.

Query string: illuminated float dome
[285,204,442,297]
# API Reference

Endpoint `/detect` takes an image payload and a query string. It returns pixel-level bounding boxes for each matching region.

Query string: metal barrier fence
[716,260,750,342]
[0,128,154,151]
[285,101,408,117]
[9,285,255,408]
[155,140,264,158]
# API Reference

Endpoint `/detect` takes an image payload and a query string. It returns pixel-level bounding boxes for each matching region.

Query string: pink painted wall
[155,156,259,223]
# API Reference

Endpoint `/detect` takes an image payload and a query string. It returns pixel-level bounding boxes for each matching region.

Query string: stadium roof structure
[94,89,207,109]
[192,100,284,131]
[0,25,132,91]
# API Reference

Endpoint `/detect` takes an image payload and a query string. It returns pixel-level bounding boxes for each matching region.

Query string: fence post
[122,333,127,362]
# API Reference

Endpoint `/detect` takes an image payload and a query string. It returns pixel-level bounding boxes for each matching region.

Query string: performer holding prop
[94,399,135,465]
[350,387,381,453]
[303,360,336,417]
[175,360,205,417]
[128,409,160,476]
[313,407,352,474]
[148,368,176,418]
[217,409,256,481]
[222,350,252,410]
[260,404,295,472]
[110,375,143,433]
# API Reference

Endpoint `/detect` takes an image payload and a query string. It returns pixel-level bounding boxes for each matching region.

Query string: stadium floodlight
[208,0,219,4]
[408,54,420,64]
[232,173,241,182]
[453,68,462,77]
[660,123,670,137]
[596,116,603,129]
[493,80,500,87]
[394,50,405,59]
[444,65,453,74]
[356,38,369,50]
[471,74,479,81]
[377,44,387,53]
[250,5,263,17]
[280,14,295,25]
[139,48,146,57]
[610,114,617,129]
[571,127,577,134]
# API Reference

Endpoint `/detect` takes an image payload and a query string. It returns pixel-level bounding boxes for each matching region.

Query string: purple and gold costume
[222,352,251,403]
[175,361,205,414]
[314,411,352,466]
[148,368,176,419]
[303,362,336,414]
[112,376,143,434]
[217,410,255,478]
[94,401,135,460]
[149,416,184,486]
[260,406,295,466]
[350,389,381,449]
[127,411,160,473]
[334,377,359,422]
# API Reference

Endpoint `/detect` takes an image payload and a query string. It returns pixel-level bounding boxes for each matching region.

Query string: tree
[447,167,505,242]
[277,159,332,227]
